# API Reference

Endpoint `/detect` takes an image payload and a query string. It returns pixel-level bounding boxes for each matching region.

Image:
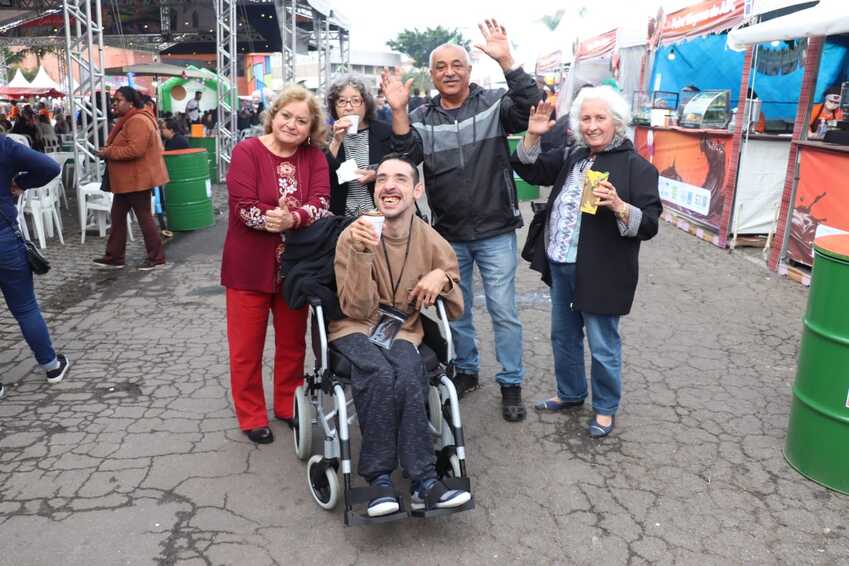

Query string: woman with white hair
[512,86,662,438]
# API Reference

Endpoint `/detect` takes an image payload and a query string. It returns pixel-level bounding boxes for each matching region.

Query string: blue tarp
[651,34,849,121]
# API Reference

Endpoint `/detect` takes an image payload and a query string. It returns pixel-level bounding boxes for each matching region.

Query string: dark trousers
[332,333,436,483]
[105,190,164,264]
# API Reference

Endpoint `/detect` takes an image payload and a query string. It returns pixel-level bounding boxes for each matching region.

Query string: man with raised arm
[381,19,543,422]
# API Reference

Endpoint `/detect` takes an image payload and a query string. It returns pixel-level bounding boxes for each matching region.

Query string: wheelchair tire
[307,455,339,510]
[428,385,443,434]
[293,385,313,461]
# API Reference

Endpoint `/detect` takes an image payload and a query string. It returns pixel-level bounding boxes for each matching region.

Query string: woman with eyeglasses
[222,85,330,444]
[324,75,394,217]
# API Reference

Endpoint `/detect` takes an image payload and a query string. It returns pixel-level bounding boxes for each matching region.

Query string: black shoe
[138,259,166,271]
[245,427,274,444]
[450,372,479,399]
[46,354,70,384]
[500,385,526,422]
[92,257,125,269]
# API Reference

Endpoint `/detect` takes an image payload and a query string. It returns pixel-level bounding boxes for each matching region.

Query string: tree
[387,26,470,68]
[1,47,25,82]
[538,10,565,32]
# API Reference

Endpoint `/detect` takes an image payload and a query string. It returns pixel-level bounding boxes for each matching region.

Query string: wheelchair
[292,297,474,526]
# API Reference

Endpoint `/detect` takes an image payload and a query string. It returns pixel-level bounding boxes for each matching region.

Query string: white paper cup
[345,114,360,134]
[362,213,384,239]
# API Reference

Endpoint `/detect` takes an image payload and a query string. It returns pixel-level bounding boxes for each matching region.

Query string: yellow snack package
[580,170,609,215]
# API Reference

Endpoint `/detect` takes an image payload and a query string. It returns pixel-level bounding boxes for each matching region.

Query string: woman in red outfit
[222,85,330,444]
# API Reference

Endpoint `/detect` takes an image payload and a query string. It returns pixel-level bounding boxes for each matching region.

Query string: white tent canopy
[728,0,849,49]
[7,68,30,88]
[28,66,60,90]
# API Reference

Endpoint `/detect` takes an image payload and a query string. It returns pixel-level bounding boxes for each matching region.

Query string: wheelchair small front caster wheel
[307,455,339,510]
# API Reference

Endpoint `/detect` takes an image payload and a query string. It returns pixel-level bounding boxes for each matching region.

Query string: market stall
[729,0,849,280]
[633,0,746,245]
[558,26,647,121]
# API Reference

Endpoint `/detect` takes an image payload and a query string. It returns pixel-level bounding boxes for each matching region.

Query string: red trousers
[226,287,307,430]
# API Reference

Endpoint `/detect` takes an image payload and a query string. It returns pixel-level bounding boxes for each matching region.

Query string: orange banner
[787,147,849,266]
[635,127,731,231]
[660,0,744,45]
[575,29,617,61]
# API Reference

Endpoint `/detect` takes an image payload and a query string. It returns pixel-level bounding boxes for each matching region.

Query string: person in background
[383,19,544,421]
[374,90,393,124]
[325,74,393,217]
[809,85,845,134]
[512,89,662,438]
[221,85,330,444]
[35,114,56,143]
[0,114,12,132]
[93,86,169,271]
[161,118,190,151]
[407,88,426,113]
[201,110,216,134]
[238,104,253,131]
[186,90,202,124]
[0,135,72,396]
[11,108,42,151]
[53,111,71,135]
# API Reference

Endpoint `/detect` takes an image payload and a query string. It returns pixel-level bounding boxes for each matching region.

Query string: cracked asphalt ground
[1,193,847,566]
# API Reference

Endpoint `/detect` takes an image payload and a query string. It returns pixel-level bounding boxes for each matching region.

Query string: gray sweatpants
[332,333,436,483]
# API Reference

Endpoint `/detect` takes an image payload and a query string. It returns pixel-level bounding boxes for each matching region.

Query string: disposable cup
[345,114,360,134]
[363,211,385,239]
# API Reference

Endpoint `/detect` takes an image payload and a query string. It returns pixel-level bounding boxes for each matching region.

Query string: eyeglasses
[336,97,363,108]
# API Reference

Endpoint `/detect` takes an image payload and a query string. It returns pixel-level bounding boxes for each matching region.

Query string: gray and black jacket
[391,68,543,242]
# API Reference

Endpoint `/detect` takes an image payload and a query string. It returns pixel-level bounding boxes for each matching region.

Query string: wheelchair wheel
[293,385,313,461]
[307,455,339,510]
[428,386,443,434]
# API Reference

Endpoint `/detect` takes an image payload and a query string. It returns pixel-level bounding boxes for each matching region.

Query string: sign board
[575,29,617,61]
[660,0,745,45]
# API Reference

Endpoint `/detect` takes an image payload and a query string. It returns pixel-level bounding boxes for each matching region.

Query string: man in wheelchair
[328,154,471,517]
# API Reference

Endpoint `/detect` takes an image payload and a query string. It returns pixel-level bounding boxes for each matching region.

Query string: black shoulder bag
[0,206,51,275]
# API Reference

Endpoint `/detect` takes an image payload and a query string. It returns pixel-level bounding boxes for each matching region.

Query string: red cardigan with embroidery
[221,137,330,293]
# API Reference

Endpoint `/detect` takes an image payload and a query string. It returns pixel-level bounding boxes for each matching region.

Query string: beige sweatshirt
[329,216,463,345]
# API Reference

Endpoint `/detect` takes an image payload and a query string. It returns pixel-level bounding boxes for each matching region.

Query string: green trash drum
[162,148,215,231]
[187,136,218,183]
[785,234,849,494]
[507,134,539,201]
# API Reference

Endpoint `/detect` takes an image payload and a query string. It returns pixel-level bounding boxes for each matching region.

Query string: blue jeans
[549,261,621,416]
[0,225,57,367]
[450,232,524,386]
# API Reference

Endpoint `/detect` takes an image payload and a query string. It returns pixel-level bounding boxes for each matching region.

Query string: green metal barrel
[162,148,215,231]
[507,134,540,201]
[785,234,849,494]
[188,137,218,183]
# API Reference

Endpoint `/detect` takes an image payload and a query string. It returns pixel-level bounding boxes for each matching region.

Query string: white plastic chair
[78,182,134,244]
[20,177,65,249]
[46,152,73,209]
[43,135,61,153]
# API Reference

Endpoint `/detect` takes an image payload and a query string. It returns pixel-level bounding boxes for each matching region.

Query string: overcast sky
[339,0,695,57]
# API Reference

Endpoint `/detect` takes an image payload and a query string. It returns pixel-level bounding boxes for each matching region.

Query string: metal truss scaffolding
[215,0,238,182]
[63,0,109,189]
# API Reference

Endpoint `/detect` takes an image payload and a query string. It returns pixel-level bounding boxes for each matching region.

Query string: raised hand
[527,102,556,136]
[475,19,514,70]
[380,68,413,112]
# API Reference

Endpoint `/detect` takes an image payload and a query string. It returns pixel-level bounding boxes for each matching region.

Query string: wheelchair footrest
[345,508,410,527]
[409,498,475,519]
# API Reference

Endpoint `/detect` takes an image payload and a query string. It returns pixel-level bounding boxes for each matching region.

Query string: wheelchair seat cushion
[329,342,440,380]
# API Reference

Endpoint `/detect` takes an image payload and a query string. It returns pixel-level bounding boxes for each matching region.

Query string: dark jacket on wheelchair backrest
[280,215,355,320]
[390,68,543,243]
[511,139,662,316]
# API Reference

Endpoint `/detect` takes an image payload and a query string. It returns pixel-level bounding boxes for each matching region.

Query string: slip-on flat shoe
[245,427,274,444]
[534,398,585,411]
[588,416,615,438]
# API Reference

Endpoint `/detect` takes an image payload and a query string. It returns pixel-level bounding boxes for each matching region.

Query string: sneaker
[500,385,527,422]
[92,257,125,269]
[46,354,70,384]
[410,478,471,511]
[367,474,400,517]
[0,383,6,400]
[138,259,166,271]
[450,372,479,399]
